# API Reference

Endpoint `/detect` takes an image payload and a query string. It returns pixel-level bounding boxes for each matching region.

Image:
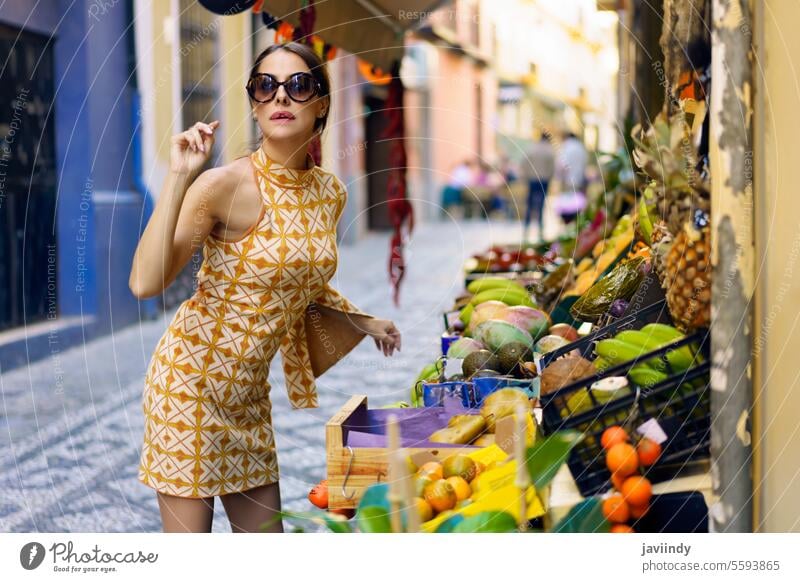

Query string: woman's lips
[270,111,295,122]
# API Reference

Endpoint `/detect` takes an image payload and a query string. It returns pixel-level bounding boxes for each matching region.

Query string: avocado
[495,341,533,375]
[462,349,501,379]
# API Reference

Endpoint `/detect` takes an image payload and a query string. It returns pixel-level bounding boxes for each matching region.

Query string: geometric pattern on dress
[138,147,368,498]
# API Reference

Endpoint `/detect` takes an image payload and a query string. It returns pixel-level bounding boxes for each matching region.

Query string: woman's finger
[189,128,205,152]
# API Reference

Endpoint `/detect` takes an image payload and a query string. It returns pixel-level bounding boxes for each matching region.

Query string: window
[178,0,221,165]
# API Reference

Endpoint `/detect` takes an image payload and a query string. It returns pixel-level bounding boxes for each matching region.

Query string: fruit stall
[289,106,714,534]
[210,18,716,530]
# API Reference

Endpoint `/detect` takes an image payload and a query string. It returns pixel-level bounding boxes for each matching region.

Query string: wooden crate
[326,395,478,510]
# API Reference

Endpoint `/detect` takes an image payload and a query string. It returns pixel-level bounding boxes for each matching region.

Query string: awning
[262,0,453,70]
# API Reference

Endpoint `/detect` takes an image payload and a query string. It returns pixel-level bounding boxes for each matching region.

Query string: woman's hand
[362,318,401,357]
[170,120,220,177]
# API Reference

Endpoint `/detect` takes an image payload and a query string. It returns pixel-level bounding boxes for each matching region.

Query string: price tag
[444,358,463,379]
[636,418,668,445]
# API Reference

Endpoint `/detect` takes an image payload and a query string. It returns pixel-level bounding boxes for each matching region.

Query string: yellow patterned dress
[138,147,374,498]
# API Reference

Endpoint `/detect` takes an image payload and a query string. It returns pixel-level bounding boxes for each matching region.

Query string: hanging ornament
[357,58,392,86]
[261,11,280,30]
[275,21,295,43]
[324,43,337,61]
[199,0,256,14]
[293,0,316,45]
[380,60,413,306]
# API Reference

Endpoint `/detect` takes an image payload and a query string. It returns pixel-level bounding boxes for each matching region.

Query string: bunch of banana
[466,277,526,295]
[460,278,536,326]
[410,359,444,407]
[593,323,701,387]
[466,278,535,307]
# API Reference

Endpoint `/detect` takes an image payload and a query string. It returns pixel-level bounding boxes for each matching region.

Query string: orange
[630,503,649,519]
[621,476,653,508]
[601,426,630,450]
[602,495,631,524]
[610,472,626,492]
[423,479,457,514]
[443,454,477,482]
[418,461,444,480]
[637,438,662,466]
[414,497,434,522]
[606,443,639,478]
[446,476,472,502]
[611,524,635,533]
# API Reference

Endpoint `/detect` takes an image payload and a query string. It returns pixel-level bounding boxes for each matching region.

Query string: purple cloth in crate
[343,405,476,448]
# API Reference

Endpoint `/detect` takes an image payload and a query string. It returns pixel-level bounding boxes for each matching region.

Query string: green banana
[469,288,535,307]
[640,323,684,343]
[627,365,668,388]
[466,277,526,295]
[594,338,668,372]
[638,192,654,244]
[459,303,475,325]
[593,356,613,372]
[637,324,700,372]
[614,330,665,351]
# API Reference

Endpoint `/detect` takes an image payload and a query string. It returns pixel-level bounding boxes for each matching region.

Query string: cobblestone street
[0,218,545,532]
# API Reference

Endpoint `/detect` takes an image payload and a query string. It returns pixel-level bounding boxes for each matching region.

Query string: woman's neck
[260,139,311,170]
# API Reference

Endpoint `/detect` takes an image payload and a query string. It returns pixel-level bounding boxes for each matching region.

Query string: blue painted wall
[0,0,153,369]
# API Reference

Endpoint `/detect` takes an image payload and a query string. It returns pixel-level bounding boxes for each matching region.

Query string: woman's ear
[317,96,330,118]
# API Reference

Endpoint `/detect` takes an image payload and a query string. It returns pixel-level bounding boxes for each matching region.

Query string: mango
[497,305,550,341]
[466,300,508,333]
[446,337,485,359]
[473,319,534,352]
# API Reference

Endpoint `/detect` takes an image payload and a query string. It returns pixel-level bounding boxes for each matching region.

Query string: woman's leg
[156,492,215,533]
[220,481,284,533]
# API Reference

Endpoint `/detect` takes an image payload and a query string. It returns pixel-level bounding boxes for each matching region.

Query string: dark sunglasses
[246,72,321,103]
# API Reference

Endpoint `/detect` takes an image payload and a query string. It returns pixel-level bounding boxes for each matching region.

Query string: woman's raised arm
[128,120,220,299]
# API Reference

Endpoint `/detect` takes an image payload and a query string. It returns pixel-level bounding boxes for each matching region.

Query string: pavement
[0,215,557,533]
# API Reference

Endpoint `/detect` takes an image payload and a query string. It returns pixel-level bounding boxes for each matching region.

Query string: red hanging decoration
[380,60,413,306]
[286,1,323,167]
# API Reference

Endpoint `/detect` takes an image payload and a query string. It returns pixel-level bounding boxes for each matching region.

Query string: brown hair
[248,42,332,135]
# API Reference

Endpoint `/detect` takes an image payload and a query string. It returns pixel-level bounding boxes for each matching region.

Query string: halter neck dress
[138,147,374,498]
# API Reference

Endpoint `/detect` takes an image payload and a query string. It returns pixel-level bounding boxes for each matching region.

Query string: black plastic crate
[538,302,711,497]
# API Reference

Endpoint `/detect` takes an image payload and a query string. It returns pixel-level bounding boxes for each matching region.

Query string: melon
[473,319,534,352]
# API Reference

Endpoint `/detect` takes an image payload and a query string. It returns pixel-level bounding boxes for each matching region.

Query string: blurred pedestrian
[441,159,473,218]
[554,131,589,224]
[518,132,555,241]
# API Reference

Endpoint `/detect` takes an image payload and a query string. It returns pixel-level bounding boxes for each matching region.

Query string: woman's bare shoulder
[188,156,257,212]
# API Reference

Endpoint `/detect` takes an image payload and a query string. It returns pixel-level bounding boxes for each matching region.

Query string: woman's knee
[220,482,283,533]
[156,492,215,533]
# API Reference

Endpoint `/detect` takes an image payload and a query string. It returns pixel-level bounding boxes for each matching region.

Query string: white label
[636,418,669,444]
[444,358,463,379]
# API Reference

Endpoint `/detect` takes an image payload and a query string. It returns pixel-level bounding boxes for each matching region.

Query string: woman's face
[252,50,328,143]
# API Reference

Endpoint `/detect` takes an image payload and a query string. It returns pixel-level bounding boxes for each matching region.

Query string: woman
[129,42,401,533]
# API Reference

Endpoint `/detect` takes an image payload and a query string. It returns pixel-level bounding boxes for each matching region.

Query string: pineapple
[632,111,712,331]
[664,220,711,331]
